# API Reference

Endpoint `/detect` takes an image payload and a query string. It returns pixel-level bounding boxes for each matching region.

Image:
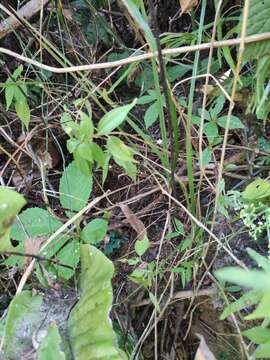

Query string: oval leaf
[97,99,136,135]
[107,136,133,162]
[217,115,245,129]
[81,218,108,244]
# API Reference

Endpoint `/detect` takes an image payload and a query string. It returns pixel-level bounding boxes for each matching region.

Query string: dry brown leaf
[120,204,146,241]
[24,236,45,267]
[195,334,217,360]
[179,0,198,14]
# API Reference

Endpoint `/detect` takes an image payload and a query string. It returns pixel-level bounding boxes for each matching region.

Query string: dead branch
[0,0,50,39]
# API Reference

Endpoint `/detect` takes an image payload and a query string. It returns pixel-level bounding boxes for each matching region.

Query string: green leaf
[149,292,160,313]
[56,241,80,280]
[61,112,78,136]
[107,136,133,162]
[91,143,105,168]
[81,218,108,244]
[5,82,15,110]
[243,0,270,60]
[246,292,270,320]
[144,101,159,128]
[215,267,270,291]
[217,115,245,129]
[114,157,137,181]
[79,111,94,141]
[254,342,270,358]
[102,154,111,185]
[0,187,26,252]
[135,235,150,257]
[247,248,270,272]
[198,109,211,121]
[59,161,93,214]
[201,147,211,167]
[37,323,66,360]
[243,326,270,344]
[68,244,126,359]
[67,138,80,153]
[97,99,136,135]
[15,97,30,128]
[78,142,93,162]
[204,121,219,143]
[12,65,23,79]
[137,94,156,105]
[2,291,43,358]
[11,207,62,242]
[120,0,156,50]
[220,290,262,320]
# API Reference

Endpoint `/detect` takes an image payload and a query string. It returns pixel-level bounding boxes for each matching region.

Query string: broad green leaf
[243,326,270,344]
[59,161,92,214]
[73,150,91,175]
[97,99,136,135]
[107,136,133,162]
[68,244,126,359]
[215,267,270,291]
[254,342,270,358]
[246,293,270,320]
[56,241,80,280]
[67,138,80,153]
[79,111,94,141]
[114,156,137,181]
[135,235,150,257]
[242,178,270,202]
[198,109,211,121]
[61,112,78,136]
[137,94,156,105]
[144,101,159,128]
[78,142,93,162]
[247,248,270,272]
[11,207,62,242]
[191,115,201,126]
[220,290,262,320]
[81,218,108,244]
[91,143,105,168]
[15,97,30,128]
[5,82,15,110]
[201,147,211,167]
[38,323,66,360]
[0,187,26,252]
[217,115,245,129]
[2,291,43,358]
[243,0,270,60]
[212,95,225,117]
[204,121,219,143]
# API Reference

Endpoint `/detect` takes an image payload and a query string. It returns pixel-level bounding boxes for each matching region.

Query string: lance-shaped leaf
[97,99,136,135]
[68,245,126,359]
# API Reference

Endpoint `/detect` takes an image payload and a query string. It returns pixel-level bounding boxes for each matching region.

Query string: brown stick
[0,32,270,73]
[0,0,50,39]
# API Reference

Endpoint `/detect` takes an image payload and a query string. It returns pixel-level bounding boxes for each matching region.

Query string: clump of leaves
[4,65,31,128]
[228,179,270,244]
[61,98,137,181]
[216,248,270,359]
[192,95,244,167]
[0,244,126,359]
